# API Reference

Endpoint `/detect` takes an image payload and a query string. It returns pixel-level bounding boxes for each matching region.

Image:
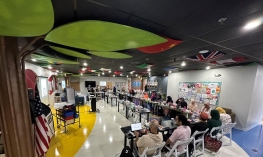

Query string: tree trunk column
[0,36,34,157]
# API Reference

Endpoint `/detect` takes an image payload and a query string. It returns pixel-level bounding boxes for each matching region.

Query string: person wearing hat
[190,112,209,138]
[200,102,212,116]
[188,112,209,155]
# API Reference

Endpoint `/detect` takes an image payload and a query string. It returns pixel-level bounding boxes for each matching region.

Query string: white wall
[246,65,263,129]
[167,64,263,130]
[76,76,128,93]
[25,62,56,105]
[25,62,55,77]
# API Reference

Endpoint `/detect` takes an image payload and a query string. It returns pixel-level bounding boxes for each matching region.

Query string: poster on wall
[178,82,222,105]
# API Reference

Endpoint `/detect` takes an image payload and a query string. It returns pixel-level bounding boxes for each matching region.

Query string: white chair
[139,142,165,157]
[165,137,194,157]
[190,128,209,157]
[209,126,223,140]
[221,122,236,146]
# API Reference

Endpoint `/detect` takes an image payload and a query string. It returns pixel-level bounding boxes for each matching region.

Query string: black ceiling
[24,0,263,77]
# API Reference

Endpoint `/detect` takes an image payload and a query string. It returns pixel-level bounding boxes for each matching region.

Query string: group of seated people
[131,105,232,156]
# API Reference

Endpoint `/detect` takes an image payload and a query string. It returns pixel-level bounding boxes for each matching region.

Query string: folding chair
[165,137,194,157]
[190,128,209,157]
[139,142,165,157]
[221,122,236,146]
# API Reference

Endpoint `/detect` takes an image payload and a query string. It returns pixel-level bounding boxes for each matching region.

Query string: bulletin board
[178,82,222,105]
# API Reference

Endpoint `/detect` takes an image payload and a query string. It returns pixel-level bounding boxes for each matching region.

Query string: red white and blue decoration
[186,51,225,62]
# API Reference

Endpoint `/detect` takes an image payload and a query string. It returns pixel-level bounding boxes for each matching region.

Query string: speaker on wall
[28,88,34,100]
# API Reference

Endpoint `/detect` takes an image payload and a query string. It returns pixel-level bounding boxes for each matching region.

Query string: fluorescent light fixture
[169,71,172,74]
[206,66,210,70]
[83,62,88,66]
[244,19,262,30]
[199,50,209,54]
[181,61,186,66]
[147,68,151,72]
[31,59,37,62]
[120,66,123,69]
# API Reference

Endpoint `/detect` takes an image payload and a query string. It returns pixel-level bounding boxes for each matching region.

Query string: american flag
[34,85,50,156]
[186,51,225,61]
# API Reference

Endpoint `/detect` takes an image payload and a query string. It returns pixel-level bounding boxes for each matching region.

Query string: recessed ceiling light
[56,70,59,73]
[135,74,138,77]
[31,59,37,62]
[206,66,210,70]
[199,50,209,54]
[98,74,100,76]
[181,62,186,66]
[169,71,172,74]
[120,74,122,76]
[120,66,123,69]
[244,19,262,30]
[82,68,86,71]
[48,66,52,69]
[126,75,128,78]
[83,63,88,66]
[164,74,166,76]
[102,72,104,75]
[113,75,115,77]
[80,73,83,76]
[109,70,111,73]
[147,68,151,72]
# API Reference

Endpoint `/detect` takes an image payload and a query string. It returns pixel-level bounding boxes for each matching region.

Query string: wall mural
[178,82,222,105]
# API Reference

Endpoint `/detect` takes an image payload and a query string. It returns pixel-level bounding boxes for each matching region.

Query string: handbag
[204,135,222,152]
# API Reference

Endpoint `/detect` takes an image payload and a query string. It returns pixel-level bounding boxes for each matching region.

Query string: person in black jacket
[176,98,187,109]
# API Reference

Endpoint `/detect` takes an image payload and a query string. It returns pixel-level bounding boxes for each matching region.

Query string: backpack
[120,146,133,157]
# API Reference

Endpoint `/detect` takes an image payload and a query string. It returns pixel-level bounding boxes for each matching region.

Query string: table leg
[139,113,142,122]
[147,113,149,122]
[118,101,119,112]
[111,98,112,106]
[124,134,127,147]
[116,98,117,106]
[107,96,109,104]
[126,106,128,119]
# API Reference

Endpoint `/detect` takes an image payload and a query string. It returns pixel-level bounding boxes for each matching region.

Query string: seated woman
[187,100,198,113]
[150,92,157,101]
[163,96,173,116]
[216,107,232,133]
[143,92,149,99]
[207,110,222,135]
[176,97,187,109]
[200,102,212,116]
[156,94,162,102]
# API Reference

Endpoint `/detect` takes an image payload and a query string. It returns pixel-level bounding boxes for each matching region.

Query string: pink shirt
[169,125,191,152]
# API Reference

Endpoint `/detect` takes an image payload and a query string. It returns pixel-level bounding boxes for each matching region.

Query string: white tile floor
[75,100,249,157]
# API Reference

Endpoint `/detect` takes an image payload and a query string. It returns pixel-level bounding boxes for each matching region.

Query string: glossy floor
[75,100,249,157]
[48,100,250,157]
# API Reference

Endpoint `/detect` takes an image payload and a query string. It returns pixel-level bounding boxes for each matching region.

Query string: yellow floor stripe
[46,105,96,157]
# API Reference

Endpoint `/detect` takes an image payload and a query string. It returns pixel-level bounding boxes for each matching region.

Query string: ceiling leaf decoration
[45,20,167,51]
[136,63,154,69]
[210,57,248,65]
[31,54,79,64]
[88,51,132,59]
[0,0,54,36]
[137,36,182,54]
[50,46,92,59]
[186,51,226,62]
